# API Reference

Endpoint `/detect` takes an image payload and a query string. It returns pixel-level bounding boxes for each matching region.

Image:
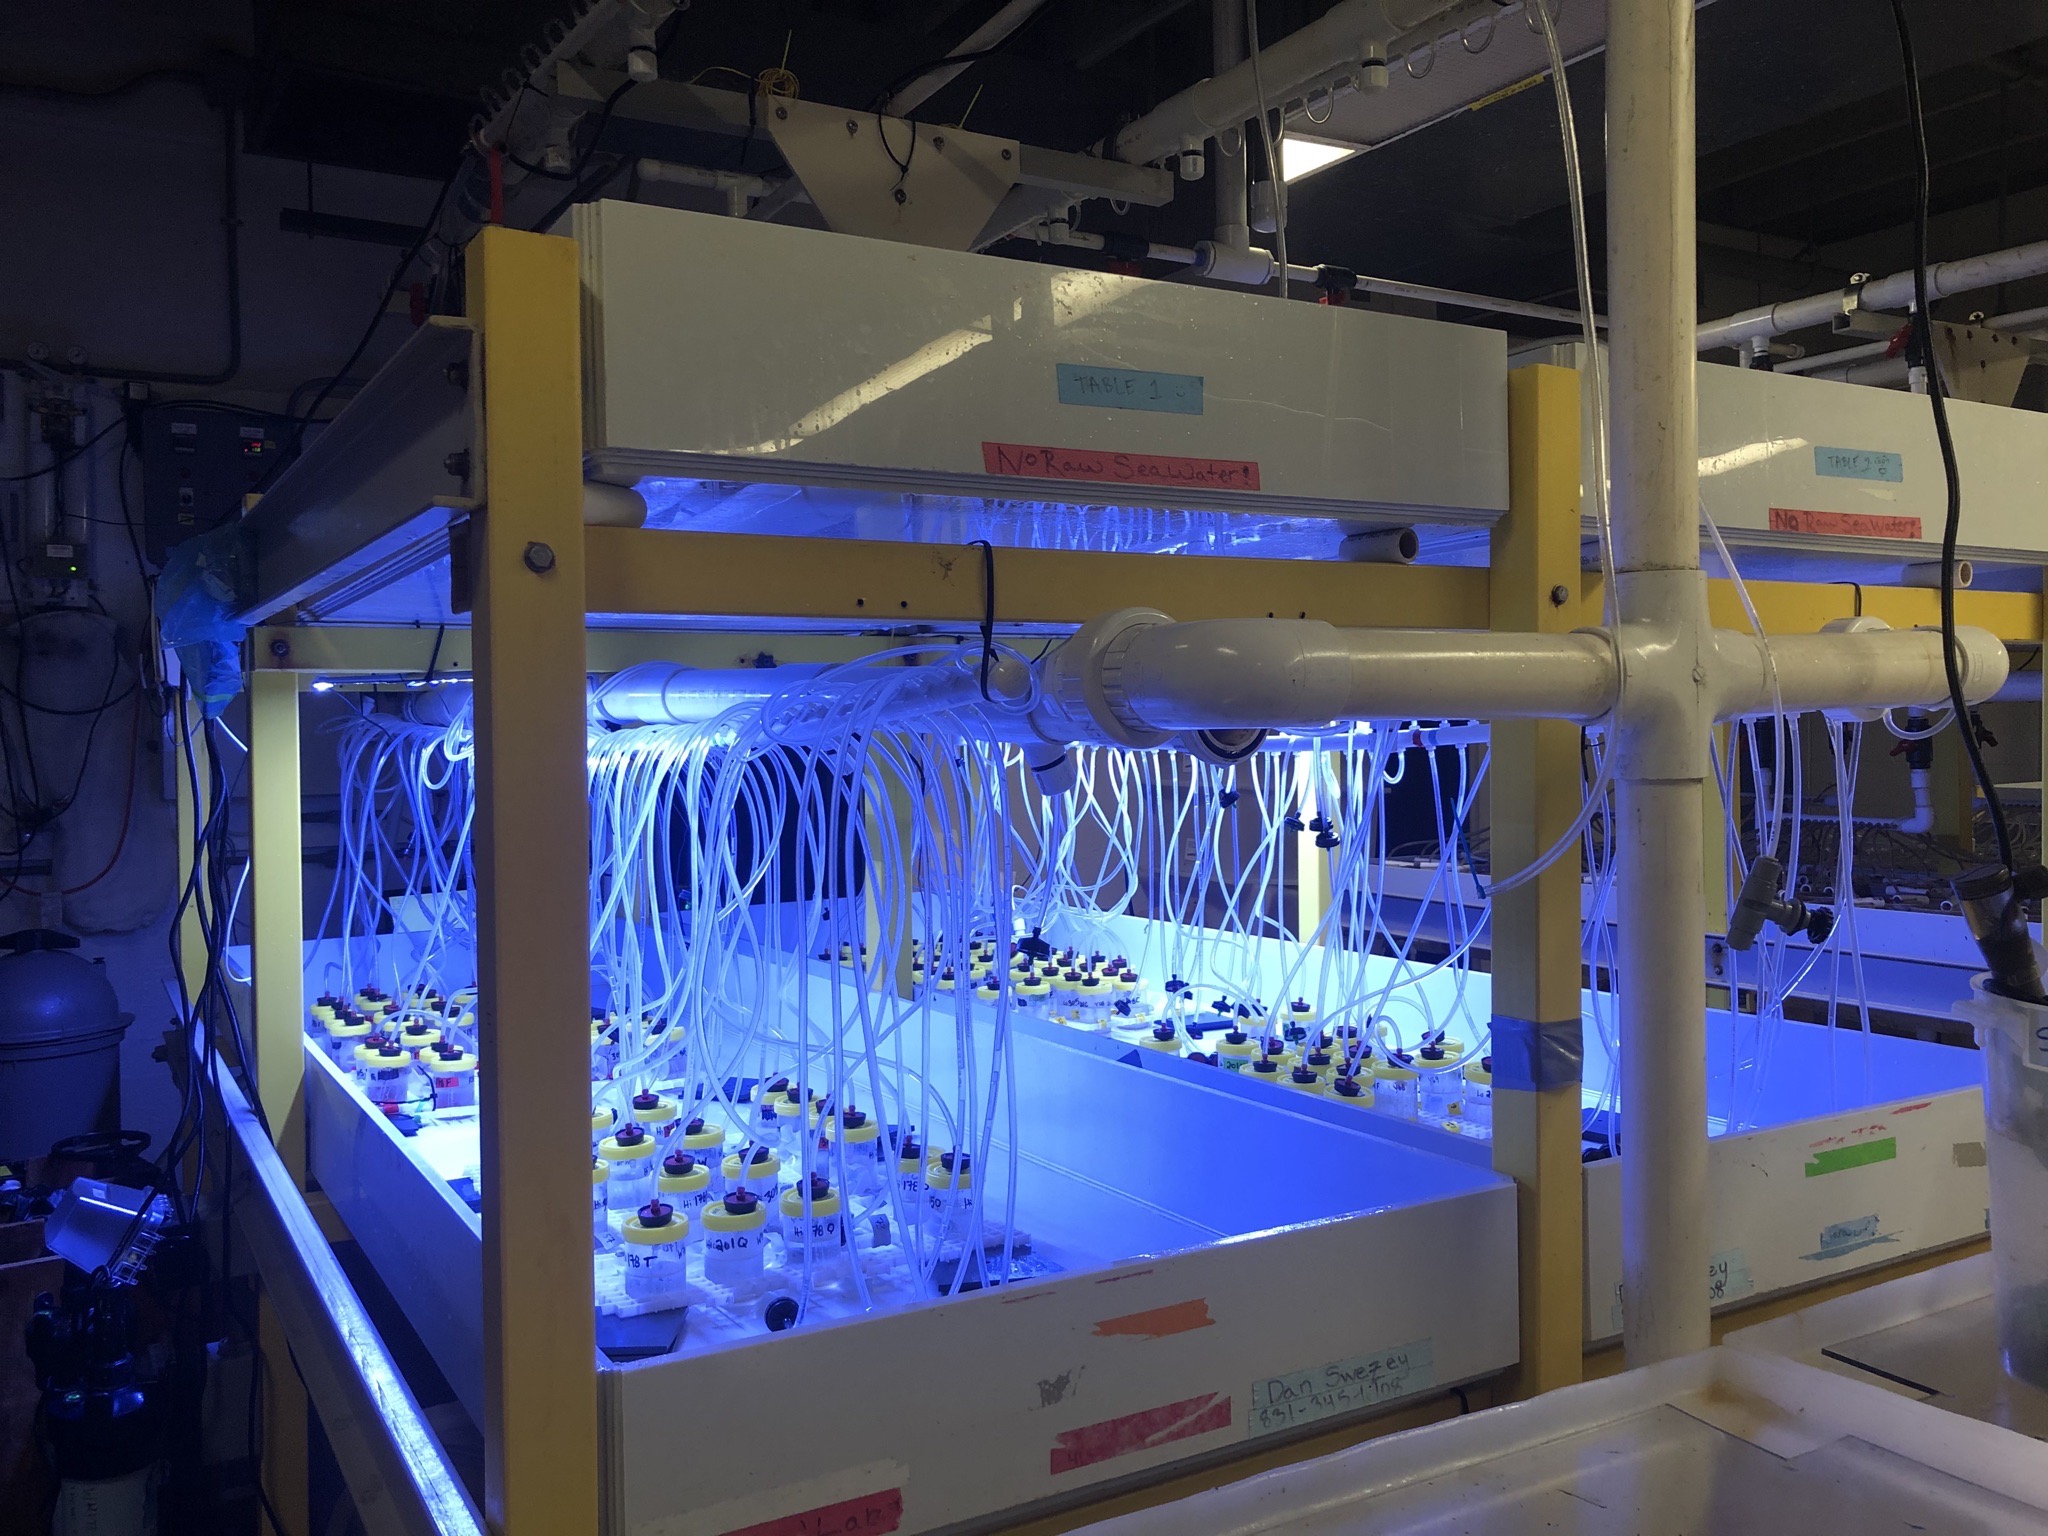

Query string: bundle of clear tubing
[296,644,1983,1327]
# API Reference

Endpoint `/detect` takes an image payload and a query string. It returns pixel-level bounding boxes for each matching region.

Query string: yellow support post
[467,225,601,1536]
[1488,365,1586,1395]
[172,696,213,995]
[248,670,309,1535]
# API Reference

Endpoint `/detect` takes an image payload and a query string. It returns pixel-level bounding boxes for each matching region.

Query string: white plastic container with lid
[590,1104,616,1155]
[770,1084,809,1152]
[1328,1073,1372,1108]
[657,1151,715,1243]
[321,1012,372,1069]
[825,1107,884,1197]
[420,1044,478,1111]
[893,1135,926,1230]
[924,1150,976,1245]
[700,1189,769,1289]
[1138,1022,1182,1055]
[1461,1057,1494,1133]
[1416,1045,1459,1120]
[355,1040,430,1116]
[600,1124,659,1211]
[1374,1060,1419,1120]
[1216,1030,1260,1073]
[395,1018,443,1057]
[678,1116,728,1188]
[619,1199,690,1300]
[628,1090,679,1145]
[591,1159,613,1245]
[1073,975,1109,1030]
[722,1145,782,1203]
[1283,1063,1327,1097]
[779,1175,844,1264]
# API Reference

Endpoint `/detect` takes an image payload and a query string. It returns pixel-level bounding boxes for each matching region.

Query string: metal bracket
[765,97,1018,250]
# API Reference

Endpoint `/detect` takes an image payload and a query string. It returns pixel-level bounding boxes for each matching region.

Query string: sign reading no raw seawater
[1249,1339,1436,1435]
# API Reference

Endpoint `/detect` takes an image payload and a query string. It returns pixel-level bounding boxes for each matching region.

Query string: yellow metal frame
[230,227,2046,1533]
[464,226,604,1534]
[1487,366,1587,1393]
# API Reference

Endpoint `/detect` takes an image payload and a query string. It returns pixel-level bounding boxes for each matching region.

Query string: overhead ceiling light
[1281,138,1358,183]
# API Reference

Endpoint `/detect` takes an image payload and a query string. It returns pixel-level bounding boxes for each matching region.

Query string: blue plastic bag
[157,526,247,718]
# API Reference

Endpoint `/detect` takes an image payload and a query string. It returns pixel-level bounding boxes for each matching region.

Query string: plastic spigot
[1727,856,1834,950]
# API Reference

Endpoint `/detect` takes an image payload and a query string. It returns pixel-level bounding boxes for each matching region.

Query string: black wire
[422,622,446,685]
[1887,0,2014,871]
[529,77,639,232]
[876,108,917,189]
[968,539,996,699]
[268,151,469,483]
[0,414,124,480]
[0,669,138,716]
[868,43,1023,112]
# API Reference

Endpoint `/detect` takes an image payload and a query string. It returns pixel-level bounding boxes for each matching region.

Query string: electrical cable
[1886,0,2013,870]
[1243,0,1290,297]
[529,77,640,233]
[269,152,468,483]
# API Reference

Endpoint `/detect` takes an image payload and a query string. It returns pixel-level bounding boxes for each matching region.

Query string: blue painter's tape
[1800,1213,1900,1262]
[1056,363,1204,415]
[1814,445,1903,482]
[1490,1013,1583,1091]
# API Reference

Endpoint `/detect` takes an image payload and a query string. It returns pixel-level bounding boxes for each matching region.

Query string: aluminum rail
[1697,239,2048,354]
[219,1057,484,1536]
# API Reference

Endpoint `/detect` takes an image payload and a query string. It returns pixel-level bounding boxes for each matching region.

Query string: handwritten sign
[723,1487,903,1536]
[982,441,1259,491]
[1708,1248,1754,1305]
[1769,507,1923,541]
[1249,1339,1434,1435]
[1056,364,1204,415]
[1814,446,1903,482]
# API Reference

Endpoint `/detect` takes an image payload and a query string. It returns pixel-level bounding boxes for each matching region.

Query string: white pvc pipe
[1697,238,2048,353]
[1337,526,1419,564]
[1898,767,1935,835]
[590,662,827,726]
[636,158,777,218]
[1211,0,1250,249]
[1086,621,1621,733]
[1901,558,1969,589]
[1712,625,2007,719]
[1108,0,1471,167]
[1608,0,1711,1367]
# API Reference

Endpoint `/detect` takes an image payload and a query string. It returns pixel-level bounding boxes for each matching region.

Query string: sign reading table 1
[1055,363,1205,416]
